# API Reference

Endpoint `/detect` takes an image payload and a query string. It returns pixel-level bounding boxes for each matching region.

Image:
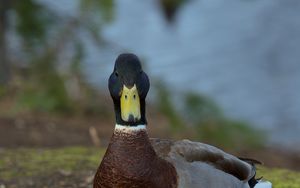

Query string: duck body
[94,126,177,188]
[152,138,255,188]
[93,53,271,188]
[94,125,257,188]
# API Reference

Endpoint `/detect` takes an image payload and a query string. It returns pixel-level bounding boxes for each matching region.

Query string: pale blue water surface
[43,0,300,147]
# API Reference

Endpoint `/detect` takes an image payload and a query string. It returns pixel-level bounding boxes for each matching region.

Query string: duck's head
[108,53,150,126]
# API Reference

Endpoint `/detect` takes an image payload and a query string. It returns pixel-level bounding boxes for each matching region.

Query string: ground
[0,147,299,188]
[0,116,300,187]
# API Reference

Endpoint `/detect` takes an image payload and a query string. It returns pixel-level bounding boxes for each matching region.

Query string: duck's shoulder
[150,138,175,158]
[150,138,256,182]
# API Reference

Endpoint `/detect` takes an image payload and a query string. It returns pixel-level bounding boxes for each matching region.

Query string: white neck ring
[114,124,146,134]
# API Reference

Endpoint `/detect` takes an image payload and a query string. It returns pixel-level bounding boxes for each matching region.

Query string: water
[43,0,300,146]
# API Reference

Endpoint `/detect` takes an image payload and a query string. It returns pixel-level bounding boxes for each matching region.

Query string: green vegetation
[0,0,115,115]
[183,92,265,149]
[257,167,300,188]
[0,147,104,180]
[17,56,73,113]
[155,83,265,149]
[15,0,54,45]
[0,147,299,188]
[155,81,185,132]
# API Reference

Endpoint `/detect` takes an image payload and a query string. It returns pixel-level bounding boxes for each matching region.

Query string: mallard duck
[93,53,272,188]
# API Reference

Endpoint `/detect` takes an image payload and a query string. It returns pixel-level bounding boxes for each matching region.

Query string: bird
[93,53,272,188]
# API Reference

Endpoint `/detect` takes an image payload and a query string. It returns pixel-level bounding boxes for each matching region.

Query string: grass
[257,167,300,188]
[0,147,105,180]
[0,147,299,187]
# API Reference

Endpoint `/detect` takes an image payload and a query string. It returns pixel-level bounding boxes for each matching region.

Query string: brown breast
[93,130,178,188]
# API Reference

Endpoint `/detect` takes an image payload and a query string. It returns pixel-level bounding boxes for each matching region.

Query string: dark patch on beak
[128,114,135,123]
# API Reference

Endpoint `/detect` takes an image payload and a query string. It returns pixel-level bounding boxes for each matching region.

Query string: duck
[93,53,272,188]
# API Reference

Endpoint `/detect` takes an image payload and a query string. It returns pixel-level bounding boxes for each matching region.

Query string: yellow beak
[120,84,141,122]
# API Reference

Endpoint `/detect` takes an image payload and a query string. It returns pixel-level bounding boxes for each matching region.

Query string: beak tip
[128,114,134,122]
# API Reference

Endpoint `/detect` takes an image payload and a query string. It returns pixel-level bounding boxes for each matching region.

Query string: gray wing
[151,138,256,188]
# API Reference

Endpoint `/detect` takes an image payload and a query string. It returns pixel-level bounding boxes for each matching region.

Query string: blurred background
[1,0,300,187]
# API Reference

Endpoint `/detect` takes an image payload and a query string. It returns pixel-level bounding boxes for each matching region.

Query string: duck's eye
[115,72,119,77]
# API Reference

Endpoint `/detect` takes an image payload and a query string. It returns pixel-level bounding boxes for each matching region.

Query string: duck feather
[151,138,257,188]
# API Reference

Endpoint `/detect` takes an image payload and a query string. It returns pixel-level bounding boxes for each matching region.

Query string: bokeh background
[1,0,300,187]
